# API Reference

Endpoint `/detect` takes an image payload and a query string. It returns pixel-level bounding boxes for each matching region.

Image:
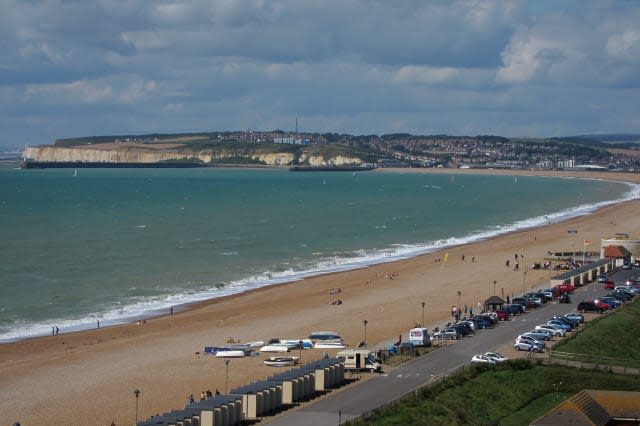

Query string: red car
[494,310,508,321]
[604,280,615,290]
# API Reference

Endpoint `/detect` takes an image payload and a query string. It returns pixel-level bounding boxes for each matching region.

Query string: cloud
[0,0,639,148]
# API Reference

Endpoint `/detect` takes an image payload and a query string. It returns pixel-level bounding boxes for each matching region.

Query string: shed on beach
[484,296,506,312]
[550,259,614,288]
[603,245,632,265]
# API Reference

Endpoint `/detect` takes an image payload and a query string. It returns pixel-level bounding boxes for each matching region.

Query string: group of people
[187,389,220,406]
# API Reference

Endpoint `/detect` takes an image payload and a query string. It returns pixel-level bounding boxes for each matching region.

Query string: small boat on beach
[260,345,290,353]
[314,341,346,349]
[263,356,299,367]
[215,350,245,358]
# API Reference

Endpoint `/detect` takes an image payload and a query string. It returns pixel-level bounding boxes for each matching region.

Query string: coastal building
[600,233,640,261]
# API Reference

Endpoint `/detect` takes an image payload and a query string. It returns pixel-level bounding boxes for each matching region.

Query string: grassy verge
[352,362,640,425]
[552,298,640,367]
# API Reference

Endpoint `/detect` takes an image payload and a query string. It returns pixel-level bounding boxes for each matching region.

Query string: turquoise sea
[0,164,637,342]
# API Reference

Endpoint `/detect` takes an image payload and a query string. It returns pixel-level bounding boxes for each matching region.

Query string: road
[268,268,637,425]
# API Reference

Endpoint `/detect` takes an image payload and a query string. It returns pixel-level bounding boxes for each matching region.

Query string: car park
[484,352,508,363]
[471,354,496,365]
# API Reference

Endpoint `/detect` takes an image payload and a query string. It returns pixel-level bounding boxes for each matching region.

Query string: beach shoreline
[1,169,639,425]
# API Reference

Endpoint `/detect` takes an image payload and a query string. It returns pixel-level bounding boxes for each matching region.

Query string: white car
[515,335,546,349]
[484,352,508,363]
[471,354,496,365]
[535,324,565,337]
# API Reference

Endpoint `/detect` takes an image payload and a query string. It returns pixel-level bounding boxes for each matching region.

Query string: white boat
[260,345,290,353]
[215,350,245,358]
[246,341,265,349]
[263,356,299,367]
[314,341,346,349]
[278,339,313,349]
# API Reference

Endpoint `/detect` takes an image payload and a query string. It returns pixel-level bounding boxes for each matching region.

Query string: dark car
[577,301,604,313]
[559,293,571,303]
[472,316,491,329]
[505,304,524,315]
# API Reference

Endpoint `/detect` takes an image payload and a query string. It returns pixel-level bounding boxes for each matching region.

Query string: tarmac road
[268,269,635,425]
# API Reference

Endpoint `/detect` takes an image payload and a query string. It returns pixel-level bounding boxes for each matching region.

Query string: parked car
[471,354,496,365]
[514,340,543,352]
[555,315,580,327]
[556,282,575,293]
[559,293,571,303]
[541,289,555,301]
[612,289,634,301]
[505,304,524,315]
[597,274,608,283]
[564,312,584,323]
[451,323,471,336]
[484,352,508,363]
[434,327,459,340]
[598,297,621,309]
[459,320,476,332]
[577,301,605,313]
[550,317,576,329]
[547,320,572,331]
[622,261,632,270]
[535,324,565,337]
[515,335,546,349]
[604,280,615,290]
[522,330,551,341]
[616,285,638,295]
[472,316,493,329]
[494,310,508,321]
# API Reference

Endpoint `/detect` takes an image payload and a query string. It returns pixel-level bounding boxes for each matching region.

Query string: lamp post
[363,319,368,347]
[298,340,303,365]
[224,359,230,394]
[493,280,496,296]
[457,291,461,308]
[133,389,140,426]
[421,302,426,327]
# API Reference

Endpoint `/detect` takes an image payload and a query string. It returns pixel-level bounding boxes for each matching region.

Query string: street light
[133,389,140,426]
[298,340,303,365]
[421,302,426,327]
[493,280,497,295]
[363,320,368,347]
[224,360,230,394]
[457,290,461,308]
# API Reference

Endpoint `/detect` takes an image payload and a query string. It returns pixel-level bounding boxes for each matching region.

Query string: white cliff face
[23,146,362,166]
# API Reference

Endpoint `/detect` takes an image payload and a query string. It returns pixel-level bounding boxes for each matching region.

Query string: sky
[1,0,639,149]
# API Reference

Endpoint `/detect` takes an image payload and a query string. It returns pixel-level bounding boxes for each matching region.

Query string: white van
[336,349,382,373]
[409,327,431,347]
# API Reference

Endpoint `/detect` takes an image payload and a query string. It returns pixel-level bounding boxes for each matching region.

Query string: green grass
[352,362,640,425]
[552,298,640,367]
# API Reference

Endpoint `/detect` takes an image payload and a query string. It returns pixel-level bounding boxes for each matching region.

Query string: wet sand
[1,170,639,425]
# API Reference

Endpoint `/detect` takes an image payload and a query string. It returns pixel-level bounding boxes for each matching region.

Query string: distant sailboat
[73,169,78,177]
[514,176,517,183]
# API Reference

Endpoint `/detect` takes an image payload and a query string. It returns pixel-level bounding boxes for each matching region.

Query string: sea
[0,164,637,342]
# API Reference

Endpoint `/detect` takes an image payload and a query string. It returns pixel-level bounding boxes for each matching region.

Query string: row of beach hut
[137,357,346,426]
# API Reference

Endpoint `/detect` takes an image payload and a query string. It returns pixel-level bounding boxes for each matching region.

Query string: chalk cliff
[23,145,364,167]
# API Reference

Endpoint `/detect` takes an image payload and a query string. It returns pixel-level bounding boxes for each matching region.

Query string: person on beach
[471,256,475,262]
[188,394,195,407]
[215,389,220,395]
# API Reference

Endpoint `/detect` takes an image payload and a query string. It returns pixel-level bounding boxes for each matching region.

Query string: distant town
[14,131,640,171]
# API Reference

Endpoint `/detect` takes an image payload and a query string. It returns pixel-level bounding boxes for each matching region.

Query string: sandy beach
[1,169,639,425]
